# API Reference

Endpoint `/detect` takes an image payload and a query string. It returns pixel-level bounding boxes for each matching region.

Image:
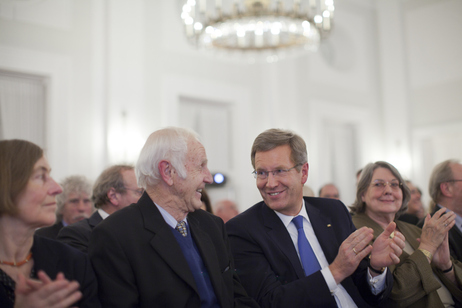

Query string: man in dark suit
[226,128,405,307]
[427,159,462,262]
[88,127,258,308]
[36,175,93,239]
[57,165,142,253]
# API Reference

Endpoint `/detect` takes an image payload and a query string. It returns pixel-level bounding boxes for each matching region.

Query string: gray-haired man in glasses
[427,159,462,262]
[226,128,405,307]
[57,164,142,253]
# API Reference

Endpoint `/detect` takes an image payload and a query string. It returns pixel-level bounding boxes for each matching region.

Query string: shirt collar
[154,203,188,229]
[274,199,310,227]
[97,208,110,220]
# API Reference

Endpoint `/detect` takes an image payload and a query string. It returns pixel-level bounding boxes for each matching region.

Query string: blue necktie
[292,216,321,276]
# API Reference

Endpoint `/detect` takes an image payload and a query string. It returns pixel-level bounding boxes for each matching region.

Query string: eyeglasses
[124,187,145,196]
[370,180,402,191]
[447,179,462,183]
[252,164,302,180]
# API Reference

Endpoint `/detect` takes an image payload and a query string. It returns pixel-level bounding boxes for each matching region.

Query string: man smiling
[226,128,405,307]
[89,127,257,308]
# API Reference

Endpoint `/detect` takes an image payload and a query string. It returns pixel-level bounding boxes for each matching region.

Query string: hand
[14,271,82,308]
[432,232,452,271]
[370,222,405,270]
[329,227,374,284]
[419,207,455,255]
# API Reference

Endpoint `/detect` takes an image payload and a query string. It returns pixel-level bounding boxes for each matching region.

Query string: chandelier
[180,0,335,56]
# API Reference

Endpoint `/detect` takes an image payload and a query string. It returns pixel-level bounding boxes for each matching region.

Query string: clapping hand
[14,271,82,308]
[329,227,374,284]
[370,222,405,271]
[419,207,455,257]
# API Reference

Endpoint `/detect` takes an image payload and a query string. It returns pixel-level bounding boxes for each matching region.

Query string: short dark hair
[92,165,134,208]
[350,161,411,217]
[0,139,43,216]
[251,128,307,170]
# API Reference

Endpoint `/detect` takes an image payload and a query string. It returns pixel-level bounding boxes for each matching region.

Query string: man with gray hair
[89,127,258,307]
[427,159,462,261]
[35,175,93,239]
[57,165,142,253]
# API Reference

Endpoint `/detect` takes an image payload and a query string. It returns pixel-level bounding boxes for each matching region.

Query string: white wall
[0,0,461,211]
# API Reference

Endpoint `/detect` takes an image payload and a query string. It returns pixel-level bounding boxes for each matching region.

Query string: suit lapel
[138,194,198,294]
[304,200,338,263]
[261,204,306,278]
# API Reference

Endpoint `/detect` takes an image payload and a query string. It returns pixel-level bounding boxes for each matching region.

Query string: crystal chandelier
[180,0,335,56]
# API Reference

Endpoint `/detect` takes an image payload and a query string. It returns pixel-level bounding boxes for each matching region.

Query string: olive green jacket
[352,213,462,308]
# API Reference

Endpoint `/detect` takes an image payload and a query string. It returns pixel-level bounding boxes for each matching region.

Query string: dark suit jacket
[34,220,64,239]
[397,213,420,225]
[57,211,103,253]
[225,197,393,307]
[0,235,101,308]
[88,192,258,308]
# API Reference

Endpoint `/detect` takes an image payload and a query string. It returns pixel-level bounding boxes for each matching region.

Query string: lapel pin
[327,224,332,227]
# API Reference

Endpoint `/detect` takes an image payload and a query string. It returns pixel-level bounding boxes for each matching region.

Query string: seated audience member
[200,188,213,214]
[0,139,100,308]
[398,180,426,225]
[214,199,239,223]
[57,165,142,253]
[89,127,258,307]
[351,161,462,308]
[319,183,340,200]
[303,184,315,197]
[35,175,93,239]
[427,159,462,262]
[226,128,404,307]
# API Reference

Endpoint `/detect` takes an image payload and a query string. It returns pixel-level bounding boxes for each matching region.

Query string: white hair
[135,127,200,188]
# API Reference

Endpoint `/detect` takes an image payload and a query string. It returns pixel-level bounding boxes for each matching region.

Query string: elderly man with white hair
[89,127,258,308]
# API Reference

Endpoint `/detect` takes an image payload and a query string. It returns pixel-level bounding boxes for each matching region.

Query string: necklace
[0,252,32,267]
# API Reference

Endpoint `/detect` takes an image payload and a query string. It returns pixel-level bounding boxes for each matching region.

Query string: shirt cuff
[321,267,339,295]
[367,267,387,295]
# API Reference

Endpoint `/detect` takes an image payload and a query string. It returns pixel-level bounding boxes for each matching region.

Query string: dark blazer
[0,235,101,308]
[34,220,64,239]
[57,211,103,253]
[88,192,258,308]
[397,213,420,225]
[225,197,393,308]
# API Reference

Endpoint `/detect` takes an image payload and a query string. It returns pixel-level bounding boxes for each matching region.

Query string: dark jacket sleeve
[57,222,90,253]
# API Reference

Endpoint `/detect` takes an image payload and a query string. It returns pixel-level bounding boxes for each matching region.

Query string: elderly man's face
[60,191,93,225]
[175,140,213,213]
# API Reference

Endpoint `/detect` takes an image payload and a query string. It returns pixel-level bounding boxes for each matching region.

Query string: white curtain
[0,70,47,147]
